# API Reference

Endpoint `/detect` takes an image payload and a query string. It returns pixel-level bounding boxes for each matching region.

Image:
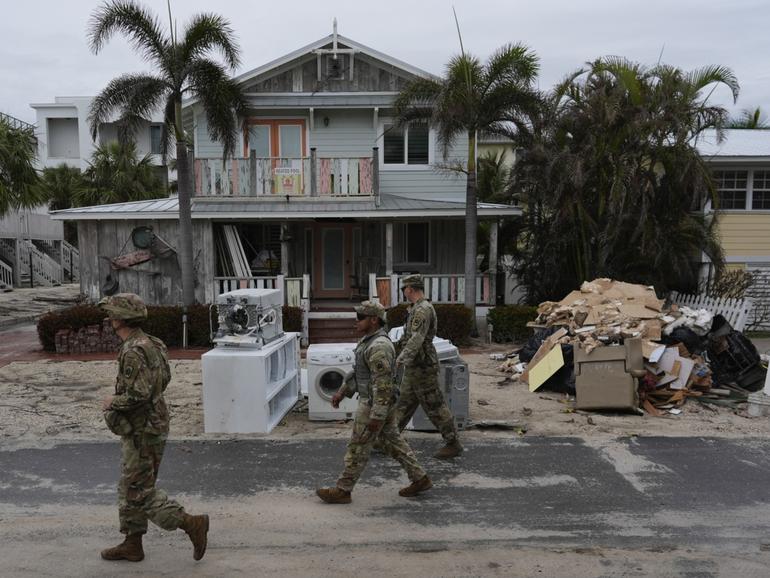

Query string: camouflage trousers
[396,364,458,444]
[118,433,186,536]
[337,400,427,492]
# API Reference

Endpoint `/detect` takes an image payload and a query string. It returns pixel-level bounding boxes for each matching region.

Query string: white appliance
[202,332,300,433]
[211,288,284,348]
[307,342,358,421]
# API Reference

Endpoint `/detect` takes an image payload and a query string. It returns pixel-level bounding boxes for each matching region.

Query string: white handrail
[0,259,12,288]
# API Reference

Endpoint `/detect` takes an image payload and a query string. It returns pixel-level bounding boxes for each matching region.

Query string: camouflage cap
[98,293,147,321]
[354,300,387,322]
[400,274,424,289]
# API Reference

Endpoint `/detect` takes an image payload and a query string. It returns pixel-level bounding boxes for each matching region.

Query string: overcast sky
[2,0,767,124]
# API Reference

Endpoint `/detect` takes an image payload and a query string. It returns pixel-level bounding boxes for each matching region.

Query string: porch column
[488,220,498,305]
[280,223,290,276]
[385,221,393,275]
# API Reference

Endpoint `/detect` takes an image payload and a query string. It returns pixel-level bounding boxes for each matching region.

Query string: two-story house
[51,30,520,337]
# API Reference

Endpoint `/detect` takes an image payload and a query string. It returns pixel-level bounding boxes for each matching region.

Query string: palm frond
[88,73,169,140]
[88,0,169,67]
[181,13,241,70]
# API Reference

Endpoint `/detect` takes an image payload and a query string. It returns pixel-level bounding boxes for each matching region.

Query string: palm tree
[394,44,540,309]
[509,58,739,302]
[0,116,44,217]
[88,0,247,305]
[728,107,768,129]
[78,141,164,206]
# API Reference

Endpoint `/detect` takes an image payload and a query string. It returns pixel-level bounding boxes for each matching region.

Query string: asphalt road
[2,436,770,577]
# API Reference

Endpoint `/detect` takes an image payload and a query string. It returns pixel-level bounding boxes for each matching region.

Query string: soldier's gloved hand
[331,392,344,409]
[367,418,383,433]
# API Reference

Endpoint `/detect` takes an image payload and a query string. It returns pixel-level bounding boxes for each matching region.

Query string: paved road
[2,436,770,577]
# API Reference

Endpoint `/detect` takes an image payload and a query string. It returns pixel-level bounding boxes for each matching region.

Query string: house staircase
[60,240,80,282]
[308,304,359,344]
[0,258,12,291]
[0,237,62,287]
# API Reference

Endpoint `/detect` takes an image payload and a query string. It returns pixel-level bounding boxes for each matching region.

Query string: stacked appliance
[202,288,300,433]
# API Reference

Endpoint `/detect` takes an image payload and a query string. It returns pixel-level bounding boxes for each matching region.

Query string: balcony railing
[194,147,379,198]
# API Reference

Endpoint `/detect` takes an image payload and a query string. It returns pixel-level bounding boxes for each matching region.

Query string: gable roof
[696,128,770,159]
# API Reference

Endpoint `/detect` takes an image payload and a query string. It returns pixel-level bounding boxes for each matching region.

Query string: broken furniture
[574,338,644,411]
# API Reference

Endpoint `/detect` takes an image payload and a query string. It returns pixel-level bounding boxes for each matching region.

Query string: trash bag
[661,326,704,355]
[708,329,765,392]
[519,327,559,363]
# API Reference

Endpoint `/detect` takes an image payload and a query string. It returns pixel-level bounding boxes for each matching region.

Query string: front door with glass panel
[246,120,306,194]
[312,224,358,299]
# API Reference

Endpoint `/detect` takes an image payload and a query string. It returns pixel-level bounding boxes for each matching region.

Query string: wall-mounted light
[323,116,330,127]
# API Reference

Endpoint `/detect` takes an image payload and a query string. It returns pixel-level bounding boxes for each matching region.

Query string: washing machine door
[316,367,347,401]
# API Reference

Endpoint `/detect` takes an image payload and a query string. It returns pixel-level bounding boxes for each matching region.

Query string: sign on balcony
[273,167,303,195]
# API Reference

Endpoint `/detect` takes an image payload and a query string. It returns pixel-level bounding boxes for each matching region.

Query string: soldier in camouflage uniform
[98,293,209,562]
[395,274,463,459]
[316,301,432,504]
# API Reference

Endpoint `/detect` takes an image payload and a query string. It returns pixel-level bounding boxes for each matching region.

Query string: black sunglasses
[356,313,370,321]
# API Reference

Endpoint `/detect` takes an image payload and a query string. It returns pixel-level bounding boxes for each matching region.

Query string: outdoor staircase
[0,258,12,292]
[60,240,80,282]
[308,316,359,344]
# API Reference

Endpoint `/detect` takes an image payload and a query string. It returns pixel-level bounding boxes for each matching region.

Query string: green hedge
[487,305,538,342]
[387,303,474,345]
[38,304,303,352]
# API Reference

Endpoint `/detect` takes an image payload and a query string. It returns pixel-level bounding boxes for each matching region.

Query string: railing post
[300,273,310,347]
[369,273,377,302]
[310,148,318,197]
[276,274,286,305]
[390,273,399,307]
[249,150,257,196]
[372,147,380,204]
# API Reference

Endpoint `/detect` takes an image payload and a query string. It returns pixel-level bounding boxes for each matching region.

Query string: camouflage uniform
[100,295,186,537]
[334,302,426,492]
[395,276,459,445]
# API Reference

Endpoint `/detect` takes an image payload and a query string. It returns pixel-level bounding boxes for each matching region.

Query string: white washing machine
[307,343,358,420]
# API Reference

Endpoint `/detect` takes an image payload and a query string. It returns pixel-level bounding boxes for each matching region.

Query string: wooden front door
[311,223,359,299]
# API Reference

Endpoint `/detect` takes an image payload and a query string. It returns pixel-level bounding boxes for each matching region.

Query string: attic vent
[325,54,346,80]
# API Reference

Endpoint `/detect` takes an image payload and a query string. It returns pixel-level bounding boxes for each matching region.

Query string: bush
[387,303,474,345]
[38,305,105,351]
[487,305,538,343]
[38,303,304,351]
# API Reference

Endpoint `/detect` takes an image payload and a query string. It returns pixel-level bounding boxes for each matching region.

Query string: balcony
[194,148,379,198]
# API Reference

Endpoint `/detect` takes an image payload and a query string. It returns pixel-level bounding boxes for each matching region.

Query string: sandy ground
[3,346,770,449]
[0,284,82,327]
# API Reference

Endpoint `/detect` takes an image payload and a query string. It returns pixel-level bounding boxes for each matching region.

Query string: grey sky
[2,0,767,124]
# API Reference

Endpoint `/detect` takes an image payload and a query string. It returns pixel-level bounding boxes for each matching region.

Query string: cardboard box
[574,339,643,411]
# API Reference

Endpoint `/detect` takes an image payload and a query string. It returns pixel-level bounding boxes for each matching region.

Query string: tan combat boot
[100,533,144,562]
[399,475,433,497]
[316,487,352,504]
[180,513,209,561]
[434,440,463,459]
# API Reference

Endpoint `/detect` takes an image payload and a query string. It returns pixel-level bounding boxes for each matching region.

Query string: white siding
[48,118,80,159]
[309,110,376,157]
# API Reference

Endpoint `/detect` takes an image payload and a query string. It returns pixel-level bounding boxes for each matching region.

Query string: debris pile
[495,278,768,416]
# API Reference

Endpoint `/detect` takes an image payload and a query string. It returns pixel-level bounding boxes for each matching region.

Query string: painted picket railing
[670,291,753,333]
[20,241,62,286]
[61,240,80,282]
[369,273,492,307]
[194,151,377,198]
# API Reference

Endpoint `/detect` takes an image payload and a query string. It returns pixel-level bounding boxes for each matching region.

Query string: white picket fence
[369,273,493,307]
[670,291,753,333]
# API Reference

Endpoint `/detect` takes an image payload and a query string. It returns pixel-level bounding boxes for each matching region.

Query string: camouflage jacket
[395,297,438,368]
[339,328,396,420]
[105,329,172,437]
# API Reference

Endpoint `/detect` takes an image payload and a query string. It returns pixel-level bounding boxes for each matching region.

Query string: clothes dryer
[307,343,358,420]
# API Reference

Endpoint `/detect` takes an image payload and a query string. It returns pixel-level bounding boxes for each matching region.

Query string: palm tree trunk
[464,130,478,310]
[175,101,195,306]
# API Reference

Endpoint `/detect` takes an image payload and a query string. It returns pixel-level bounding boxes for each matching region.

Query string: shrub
[487,305,538,342]
[386,302,474,345]
[38,303,304,351]
[38,305,105,351]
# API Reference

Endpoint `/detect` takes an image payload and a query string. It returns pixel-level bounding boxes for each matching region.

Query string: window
[752,170,770,210]
[326,55,346,80]
[714,170,747,210]
[383,123,429,165]
[150,125,162,155]
[398,222,430,264]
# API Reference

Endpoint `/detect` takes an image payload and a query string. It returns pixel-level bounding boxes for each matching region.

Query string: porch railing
[61,240,80,282]
[213,274,310,345]
[0,259,12,289]
[369,273,493,307]
[194,147,379,198]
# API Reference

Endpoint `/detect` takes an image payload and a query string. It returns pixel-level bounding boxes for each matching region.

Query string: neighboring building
[697,128,770,328]
[30,95,169,186]
[0,113,76,289]
[51,28,520,340]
